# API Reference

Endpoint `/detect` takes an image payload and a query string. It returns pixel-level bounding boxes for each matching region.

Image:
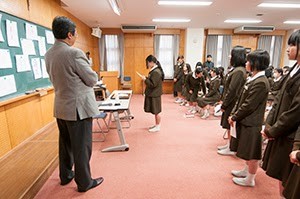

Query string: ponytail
[146,55,164,81]
[156,61,165,81]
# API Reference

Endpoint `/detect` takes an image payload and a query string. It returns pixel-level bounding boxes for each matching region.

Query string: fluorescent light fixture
[158,1,212,6]
[258,3,300,8]
[108,0,121,16]
[284,20,300,24]
[224,19,262,23]
[152,18,191,22]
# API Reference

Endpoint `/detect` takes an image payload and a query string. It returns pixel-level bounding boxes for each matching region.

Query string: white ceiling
[61,0,300,30]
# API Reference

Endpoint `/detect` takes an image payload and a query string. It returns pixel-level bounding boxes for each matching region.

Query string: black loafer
[78,177,104,192]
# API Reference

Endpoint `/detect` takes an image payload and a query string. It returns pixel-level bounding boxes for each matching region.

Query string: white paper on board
[0,75,17,97]
[38,36,47,56]
[40,59,49,78]
[21,38,36,55]
[6,19,20,47]
[0,14,4,42]
[45,30,55,44]
[0,49,13,69]
[31,58,42,79]
[25,22,38,40]
[15,55,31,72]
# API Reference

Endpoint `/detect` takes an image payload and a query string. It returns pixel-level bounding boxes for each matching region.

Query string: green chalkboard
[0,11,53,101]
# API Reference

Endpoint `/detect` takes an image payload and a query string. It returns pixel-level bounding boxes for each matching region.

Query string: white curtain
[99,34,124,78]
[154,34,179,79]
[99,36,106,71]
[221,35,232,68]
[272,36,283,68]
[258,35,272,52]
[258,35,283,67]
[206,35,218,63]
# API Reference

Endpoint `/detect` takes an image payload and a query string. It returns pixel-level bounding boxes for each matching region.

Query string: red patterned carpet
[35,94,278,199]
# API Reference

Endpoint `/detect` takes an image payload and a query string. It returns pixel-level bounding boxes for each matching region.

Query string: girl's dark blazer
[231,76,270,127]
[265,64,300,139]
[221,66,247,110]
[144,67,163,98]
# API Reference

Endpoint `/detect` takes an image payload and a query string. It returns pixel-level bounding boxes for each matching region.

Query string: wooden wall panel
[232,34,258,52]
[40,91,55,126]
[0,107,11,158]
[179,30,186,56]
[123,30,185,94]
[100,71,119,92]
[5,97,43,148]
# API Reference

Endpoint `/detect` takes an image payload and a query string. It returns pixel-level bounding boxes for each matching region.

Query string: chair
[121,76,132,90]
[92,112,109,142]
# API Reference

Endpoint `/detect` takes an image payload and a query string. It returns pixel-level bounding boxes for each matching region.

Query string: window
[105,35,120,72]
[258,35,283,68]
[206,35,232,69]
[216,36,223,67]
[155,35,179,79]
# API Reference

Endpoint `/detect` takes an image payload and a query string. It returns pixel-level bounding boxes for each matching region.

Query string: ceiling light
[284,20,300,24]
[108,0,121,16]
[152,18,191,23]
[158,1,212,6]
[224,19,262,23]
[258,3,300,8]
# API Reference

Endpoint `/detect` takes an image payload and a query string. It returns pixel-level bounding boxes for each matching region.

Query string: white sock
[156,125,160,128]
[246,173,256,182]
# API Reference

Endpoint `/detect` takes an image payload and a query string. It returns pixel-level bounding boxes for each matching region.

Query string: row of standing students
[218,31,300,199]
[139,35,300,198]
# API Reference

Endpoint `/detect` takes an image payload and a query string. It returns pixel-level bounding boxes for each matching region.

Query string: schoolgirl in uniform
[228,50,270,187]
[218,46,247,155]
[174,55,184,103]
[180,63,192,106]
[184,67,206,118]
[142,55,165,132]
[262,29,300,198]
[197,67,221,119]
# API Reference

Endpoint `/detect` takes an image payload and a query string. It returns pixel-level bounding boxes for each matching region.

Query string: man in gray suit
[45,16,103,192]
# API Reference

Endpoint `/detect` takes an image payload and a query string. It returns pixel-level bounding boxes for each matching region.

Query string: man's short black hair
[247,50,270,72]
[207,54,212,58]
[52,16,76,39]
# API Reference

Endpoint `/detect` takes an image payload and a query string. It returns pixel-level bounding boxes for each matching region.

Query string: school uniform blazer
[173,63,184,92]
[231,76,270,127]
[265,64,300,139]
[45,40,99,121]
[221,66,247,110]
[205,77,221,99]
[144,67,163,97]
[186,72,206,95]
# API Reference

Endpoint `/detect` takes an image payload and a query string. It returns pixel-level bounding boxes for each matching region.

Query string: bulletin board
[0,10,54,101]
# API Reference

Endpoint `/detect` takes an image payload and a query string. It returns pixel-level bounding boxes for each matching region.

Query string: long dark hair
[146,55,165,80]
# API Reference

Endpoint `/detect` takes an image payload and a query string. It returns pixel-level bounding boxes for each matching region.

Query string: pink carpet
[35,94,278,199]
